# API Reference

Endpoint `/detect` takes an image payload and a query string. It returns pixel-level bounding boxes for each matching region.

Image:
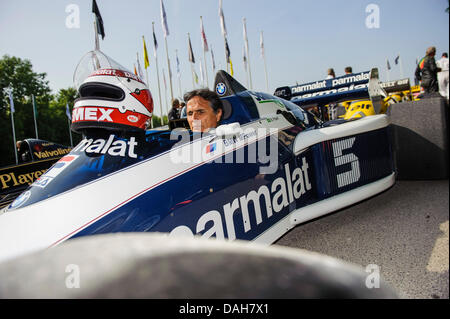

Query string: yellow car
[331,80,420,120]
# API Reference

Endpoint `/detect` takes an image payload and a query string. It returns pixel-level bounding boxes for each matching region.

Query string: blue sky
[1,0,448,116]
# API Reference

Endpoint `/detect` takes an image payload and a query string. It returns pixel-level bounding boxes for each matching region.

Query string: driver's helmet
[71,50,153,133]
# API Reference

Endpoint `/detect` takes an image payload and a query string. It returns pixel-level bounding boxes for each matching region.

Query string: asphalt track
[276,179,449,299]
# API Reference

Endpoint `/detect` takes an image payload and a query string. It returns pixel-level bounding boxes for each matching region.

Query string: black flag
[188,34,195,63]
[92,0,105,40]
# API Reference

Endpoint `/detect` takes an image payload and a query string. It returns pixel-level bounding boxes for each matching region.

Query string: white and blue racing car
[0,51,395,262]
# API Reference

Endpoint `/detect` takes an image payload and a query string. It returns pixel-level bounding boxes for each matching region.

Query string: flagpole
[219,0,229,73]
[243,18,252,90]
[67,118,73,147]
[6,88,18,165]
[93,20,100,51]
[11,108,18,165]
[152,23,164,125]
[200,16,209,88]
[224,36,229,73]
[188,33,196,89]
[211,46,216,77]
[399,54,404,78]
[191,63,195,89]
[163,37,174,106]
[32,94,38,139]
[176,49,182,98]
[386,59,391,81]
[243,46,249,87]
[261,31,269,92]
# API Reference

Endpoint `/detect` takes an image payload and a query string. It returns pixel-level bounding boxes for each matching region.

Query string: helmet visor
[73,50,145,91]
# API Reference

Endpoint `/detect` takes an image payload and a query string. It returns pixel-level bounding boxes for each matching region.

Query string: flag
[200,17,209,52]
[160,0,169,38]
[395,55,400,65]
[153,26,158,57]
[225,37,230,63]
[143,36,150,69]
[193,70,199,84]
[188,34,195,63]
[66,103,71,121]
[8,89,14,113]
[219,0,227,36]
[387,59,391,70]
[92,0,105,40]
[243,18,249,54]
[229,58,234,76]
[260,31,265,58]
[136,53,144,80]
[176,51,181,78]
[211,47,216,71]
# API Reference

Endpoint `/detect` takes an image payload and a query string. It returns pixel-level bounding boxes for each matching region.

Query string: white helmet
[72,50,153,133]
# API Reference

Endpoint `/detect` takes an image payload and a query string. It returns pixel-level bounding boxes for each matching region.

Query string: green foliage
[151,115,169,128]
[0,55,81,167]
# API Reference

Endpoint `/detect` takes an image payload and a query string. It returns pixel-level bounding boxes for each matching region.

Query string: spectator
[437,52,449,99]
[180,102,187,118]
[415,46,441,94]
[344,66,353,75]
[326,68,336,79]
[168,99,180,121]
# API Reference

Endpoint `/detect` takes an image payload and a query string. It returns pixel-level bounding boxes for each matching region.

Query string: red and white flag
[200,17,209,52]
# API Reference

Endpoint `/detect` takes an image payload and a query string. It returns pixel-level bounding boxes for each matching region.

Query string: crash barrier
[0,233,398,298]
[390,95,448,180]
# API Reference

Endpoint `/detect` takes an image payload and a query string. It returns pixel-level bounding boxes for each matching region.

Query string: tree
[0,55,80,167]
[0,55,53,166]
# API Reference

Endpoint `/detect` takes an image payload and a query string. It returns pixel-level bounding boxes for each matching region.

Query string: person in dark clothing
[168,99,180,121]
[415,46,441,94]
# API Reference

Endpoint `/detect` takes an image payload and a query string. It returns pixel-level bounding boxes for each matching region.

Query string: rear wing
[274,71,371,104]
[274,70,411,108]
[380,78,411,94]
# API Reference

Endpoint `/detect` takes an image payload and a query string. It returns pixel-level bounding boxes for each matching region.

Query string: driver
[183,89,223,132]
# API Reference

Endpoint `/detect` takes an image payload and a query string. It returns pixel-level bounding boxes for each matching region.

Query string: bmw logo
[216,83,226,96]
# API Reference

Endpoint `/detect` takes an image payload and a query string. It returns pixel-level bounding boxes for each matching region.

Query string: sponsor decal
[33,155,79,188]
[127,115,139,123]
[89,69,144,84]
[0,169,47,190]
[290,71,370,95]
[169,159,312,240]
[206,143,216,154]
[216,82,226,96]
[294,83,369,100]
[9,191,31,209]
[72,135,138,158]
[33,148,71,159]
[72,107,114,122]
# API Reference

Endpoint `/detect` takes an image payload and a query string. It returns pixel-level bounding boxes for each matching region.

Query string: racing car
[0,139,72,209]
[0,50,396,262]
[275,73,417,121]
